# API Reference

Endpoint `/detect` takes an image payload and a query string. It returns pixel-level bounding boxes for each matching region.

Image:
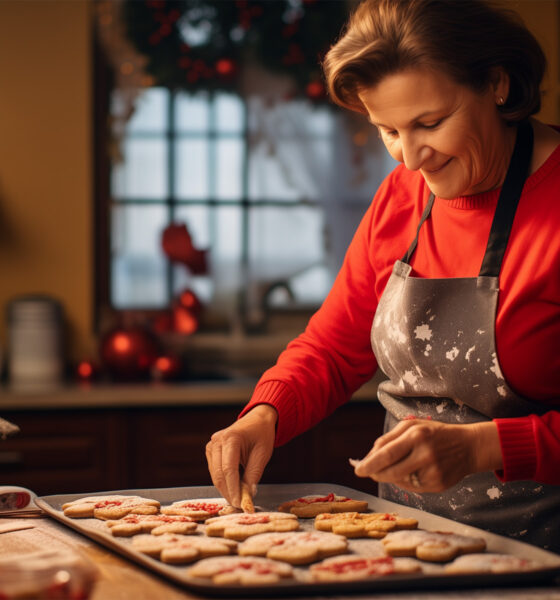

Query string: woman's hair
[323,0,546,121]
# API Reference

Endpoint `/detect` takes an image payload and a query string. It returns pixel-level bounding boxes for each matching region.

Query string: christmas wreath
[123,0,349,99]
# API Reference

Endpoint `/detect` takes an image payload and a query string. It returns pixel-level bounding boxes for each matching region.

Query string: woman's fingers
[352,420,480,493]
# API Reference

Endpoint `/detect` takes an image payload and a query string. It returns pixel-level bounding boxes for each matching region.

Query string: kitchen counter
[1,516,559,600]
[0,375,382,411]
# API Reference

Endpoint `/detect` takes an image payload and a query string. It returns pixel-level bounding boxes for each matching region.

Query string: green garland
[123,0,349,99]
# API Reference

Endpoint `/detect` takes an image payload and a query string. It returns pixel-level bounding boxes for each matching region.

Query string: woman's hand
[352,419,503,492]
[205,404,278,508]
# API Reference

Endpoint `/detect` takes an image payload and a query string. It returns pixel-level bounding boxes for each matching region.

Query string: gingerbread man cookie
[105,513,198,537]
[62,495,160,520]
[205,512,299,541]
[161,498,237,521]
[382,530,486,562]
[132,533,237,564]
[310,555,422,581]
[315,511,418,538]
[187,556,295,585]
[445,553,541,574]
[238,530,348,565]
[277,493,368,518]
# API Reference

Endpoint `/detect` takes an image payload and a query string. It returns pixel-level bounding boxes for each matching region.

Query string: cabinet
[0,401,385,497]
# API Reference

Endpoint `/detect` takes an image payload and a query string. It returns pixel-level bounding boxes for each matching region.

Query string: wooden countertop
[0,377,382,411]
[1,516,559,600]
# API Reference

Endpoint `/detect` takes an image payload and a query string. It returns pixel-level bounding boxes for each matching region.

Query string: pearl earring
[497,96,505,106]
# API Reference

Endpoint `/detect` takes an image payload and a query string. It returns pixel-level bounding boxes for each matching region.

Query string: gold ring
[409,471,421,488]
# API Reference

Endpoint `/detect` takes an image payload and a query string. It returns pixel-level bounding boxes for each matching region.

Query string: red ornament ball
[306,80,325,101]
[100,327,158,380]
[215,58,237,78]
[76,360,99,382]
[152,354,182,381]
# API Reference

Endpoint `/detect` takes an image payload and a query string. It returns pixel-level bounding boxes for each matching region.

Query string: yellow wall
[0,0,93,362]
[0,0,557,366]
[511,0,560,124]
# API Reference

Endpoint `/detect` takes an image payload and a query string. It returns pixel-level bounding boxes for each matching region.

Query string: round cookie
[187,556,295,585]
[382,530,486,562]
[310,555,422,581]
[278,493,368,518]
[445,553,542,574]
[315,512,418,538]
[161,498,237,521]
[132,533,237,564]
[62,495,160,520]
[205,512,299,541]
[238,530,348,565]
[105,513,198,536]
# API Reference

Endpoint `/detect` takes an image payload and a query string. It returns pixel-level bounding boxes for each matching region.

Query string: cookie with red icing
[205,512,299,541]
[132,533,237,564]
[277,493,368,518]
[62,495,160,520]
[238,530,348,565]
[105,513,198,536]
[445,553,542,574]
[161,498,238,521]
[382,530,486,562]
[315,511,418,538]
[187,556,295,585]
[310,555,422,581]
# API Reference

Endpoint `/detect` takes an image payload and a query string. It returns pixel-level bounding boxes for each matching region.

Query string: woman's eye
[421,119,443,130]
[381,129,398,139]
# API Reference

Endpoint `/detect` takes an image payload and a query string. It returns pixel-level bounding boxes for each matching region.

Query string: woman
[205,0,560,551]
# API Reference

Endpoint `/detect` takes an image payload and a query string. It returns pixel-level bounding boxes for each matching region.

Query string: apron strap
[401,193,435,264]
[401,121,533,273]
[479,120,534,277]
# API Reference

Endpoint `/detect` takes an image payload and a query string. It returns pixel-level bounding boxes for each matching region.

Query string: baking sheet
[36,483,560,597]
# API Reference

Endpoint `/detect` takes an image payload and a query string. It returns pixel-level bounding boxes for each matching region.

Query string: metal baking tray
[36,483,560,597]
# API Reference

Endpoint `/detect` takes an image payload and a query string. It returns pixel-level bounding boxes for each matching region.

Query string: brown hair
[323,0,546,122]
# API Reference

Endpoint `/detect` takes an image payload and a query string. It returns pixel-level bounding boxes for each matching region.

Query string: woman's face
[358,67,512,198]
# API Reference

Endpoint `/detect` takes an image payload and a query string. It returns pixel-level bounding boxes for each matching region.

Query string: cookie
[105,513,198,537]
[161,498,237,521]
[62,495,160,520]
[132,533,237,564]
[277,493,368,518]
[382,530,486,562]
[187,556,295,585]
[205,512,299,541]
[445,553,542,574]
[315,511,418,539]
[238,530,348,565]
[310,555,422,581]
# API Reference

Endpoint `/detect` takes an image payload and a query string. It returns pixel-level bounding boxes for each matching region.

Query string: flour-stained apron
[370,120,560,552]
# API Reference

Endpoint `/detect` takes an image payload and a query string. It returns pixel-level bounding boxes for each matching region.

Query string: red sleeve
[239,199,381,447]
[494,412,560,485]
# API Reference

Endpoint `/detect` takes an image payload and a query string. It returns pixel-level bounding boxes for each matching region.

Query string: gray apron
[370,121,560,552]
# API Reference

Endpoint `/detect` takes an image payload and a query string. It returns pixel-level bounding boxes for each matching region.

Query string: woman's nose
[400,136,432,171]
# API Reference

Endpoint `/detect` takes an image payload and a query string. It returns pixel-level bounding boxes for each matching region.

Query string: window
[106,86,340,329]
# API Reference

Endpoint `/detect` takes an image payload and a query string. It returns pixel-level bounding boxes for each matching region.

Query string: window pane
[215,93,244,133]
[289,264,331,304]
[215,138,244,200]
[212,205,243,313]
[112,138,168,199]
[174,205,211,247]
[111,205,168,308]
[175,92,210,132]
[248,206,325,282]
[249,139,329,201]
[125,87,169,132]
[303,104,335,136]
[175,139,209,199]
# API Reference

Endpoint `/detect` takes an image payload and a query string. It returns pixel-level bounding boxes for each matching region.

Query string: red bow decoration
[161,223,208,275]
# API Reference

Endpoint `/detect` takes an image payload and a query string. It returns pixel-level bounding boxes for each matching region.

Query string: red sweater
[241,140,560,486]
